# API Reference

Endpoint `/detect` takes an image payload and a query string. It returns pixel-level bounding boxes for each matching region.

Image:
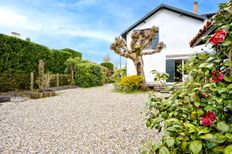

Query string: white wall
[126,9,205,83]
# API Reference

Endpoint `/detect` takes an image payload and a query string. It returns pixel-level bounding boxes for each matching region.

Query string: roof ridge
[121,3,207,37]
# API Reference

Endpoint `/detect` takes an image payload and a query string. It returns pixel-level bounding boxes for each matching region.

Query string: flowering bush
[209,29,228,45]
[114,75,143,93]
[142,1,232,153]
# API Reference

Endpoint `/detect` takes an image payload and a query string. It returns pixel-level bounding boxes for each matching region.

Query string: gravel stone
[0,84,160,153]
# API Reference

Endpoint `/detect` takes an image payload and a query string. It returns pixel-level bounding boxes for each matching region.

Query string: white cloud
[0,6,115,42]
[0,7,42,31]
[57,0,99,9]
[57,28,114,42]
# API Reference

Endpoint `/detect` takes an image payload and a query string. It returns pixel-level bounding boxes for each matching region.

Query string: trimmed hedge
[0,33,81,74]
[61,48,82,59]
[0,34,51,74]
[75,63,105,87]
[100,62,114,71]
[47,49,72,74]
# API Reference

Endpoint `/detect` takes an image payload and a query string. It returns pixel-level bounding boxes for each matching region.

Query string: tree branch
[141,26,159,50]
[111,37,135,60]
[142,42,165,55]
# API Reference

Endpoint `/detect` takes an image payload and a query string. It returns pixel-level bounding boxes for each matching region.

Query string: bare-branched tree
[110,26,165,89]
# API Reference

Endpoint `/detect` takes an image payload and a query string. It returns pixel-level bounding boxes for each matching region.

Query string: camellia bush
[142,1,232,154]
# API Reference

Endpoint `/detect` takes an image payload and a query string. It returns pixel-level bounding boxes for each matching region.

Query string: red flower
[201,117,212,126]
[205,111,216,121]
[201,111,216,127]
[209,29,227,45]
[211,70,224,82]
[211,70,219,76]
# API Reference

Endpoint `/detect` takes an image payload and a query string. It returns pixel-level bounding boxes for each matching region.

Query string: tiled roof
[189,20,214,47]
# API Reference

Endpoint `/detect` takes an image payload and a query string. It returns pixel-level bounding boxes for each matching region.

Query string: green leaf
[224,61,232,67]
[181,141,187,151]
[151,144,161,152]
[224,145,232,154]
[226,133,232,141]
[224,75,232,82]
[218,88,228,94]
[213,133,227,144]
[227,84,232,89]
[222,36,232,46]
[216,97,223,103]
[212,145,225,153]
[159,146,170,154]
[217,121,230,132]
[166,126,178,132]
[200,133,214,140]
[198,128,210,135]
[203,83,213,88]
[185,123,197,133]
[166,137,175,147]
[199,63,208,68]
[189,140,202,154]
[204,105,215,111]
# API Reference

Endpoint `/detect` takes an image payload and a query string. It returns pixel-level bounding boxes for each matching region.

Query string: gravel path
[0,84,159,153]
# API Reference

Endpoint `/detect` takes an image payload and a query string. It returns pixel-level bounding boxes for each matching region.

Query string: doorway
[166,59,186,82]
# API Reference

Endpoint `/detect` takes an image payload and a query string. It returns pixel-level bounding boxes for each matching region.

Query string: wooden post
[30,72,34,91]
[38,60,45,92]
[70,64,74,85]
[56,73,59,87]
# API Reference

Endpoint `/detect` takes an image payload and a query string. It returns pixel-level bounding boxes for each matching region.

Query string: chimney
[193,1,198,14]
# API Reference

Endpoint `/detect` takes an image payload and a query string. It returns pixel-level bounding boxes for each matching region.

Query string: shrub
[0,74,31,92]
[101,66,114,83]
[61,48,82,59]
[142,1,232,153]
[64,57,88,73]
[114,75,143,93]
[152,70,169,86]
[111,68,126,82]
[75,63,105,87]
[100,62,114,71]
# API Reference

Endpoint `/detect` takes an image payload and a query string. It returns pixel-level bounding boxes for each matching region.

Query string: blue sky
[0,0,227,66]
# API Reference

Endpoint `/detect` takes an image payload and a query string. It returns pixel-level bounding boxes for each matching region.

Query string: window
[166,59,186,82]
[134,28,159,50]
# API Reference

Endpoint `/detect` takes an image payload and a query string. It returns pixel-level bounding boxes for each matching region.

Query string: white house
[121,3,214,84]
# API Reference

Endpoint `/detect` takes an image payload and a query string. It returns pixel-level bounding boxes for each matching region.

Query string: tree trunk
[134,55,148,90]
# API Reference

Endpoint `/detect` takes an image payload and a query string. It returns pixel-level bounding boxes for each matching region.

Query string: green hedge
[75,63,105,87]
[100,62,114,70]
[0,33,81,74]
[61,48,82,59]
[47,50,72,74]
[0,34,51,74]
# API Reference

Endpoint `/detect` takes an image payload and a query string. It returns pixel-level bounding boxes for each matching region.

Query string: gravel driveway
[0,84,159,153]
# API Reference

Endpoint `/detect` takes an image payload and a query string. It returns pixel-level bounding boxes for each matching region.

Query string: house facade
[121,4,213,84]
